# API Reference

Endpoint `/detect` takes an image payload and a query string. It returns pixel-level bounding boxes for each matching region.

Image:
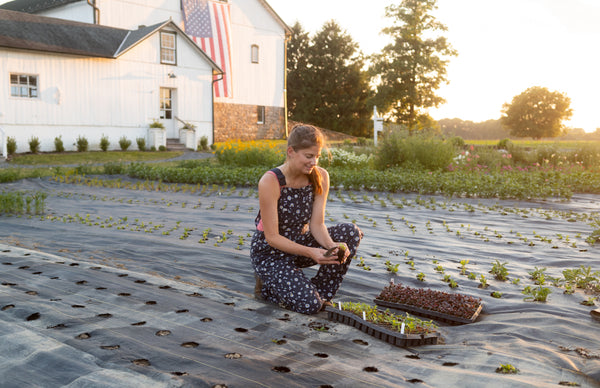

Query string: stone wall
[214,102,285,142]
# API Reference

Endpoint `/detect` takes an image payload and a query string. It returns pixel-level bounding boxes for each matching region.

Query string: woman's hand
[311,243,349,265]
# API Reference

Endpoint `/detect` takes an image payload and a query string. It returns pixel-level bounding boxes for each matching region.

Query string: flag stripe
[182,0,232,98]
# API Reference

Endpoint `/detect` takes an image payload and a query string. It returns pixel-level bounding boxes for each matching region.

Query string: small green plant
[54,136,65,152]
[158,145,166,151]
[199,135,209,151]
[28,136,40,153]
[76,135,89,152]
[528,266,547,285]
[496,363,518,374]
[491,291,502,298]
[385,260,400,274]
[448,279,459,288]
[416,272,425,282]
[100,135,110,151]
[478,274,488,289]
[7,136,17,155]
[136,137,146,151]
[490,260,509,281]
[434,265,444,273]
[522,285,551,302]
[149,120,165,129]
[459,259,470,275]
[580,296,597,306]
[119,136,132,151]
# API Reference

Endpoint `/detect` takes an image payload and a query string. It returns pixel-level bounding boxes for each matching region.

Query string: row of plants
[337,302,438,334]
[5,135,166,155]
[0,191,47,215]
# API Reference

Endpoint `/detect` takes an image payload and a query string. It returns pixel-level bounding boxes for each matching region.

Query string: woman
[250,125,363,314]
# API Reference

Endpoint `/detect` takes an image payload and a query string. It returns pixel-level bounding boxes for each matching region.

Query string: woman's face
[289,145,321,174]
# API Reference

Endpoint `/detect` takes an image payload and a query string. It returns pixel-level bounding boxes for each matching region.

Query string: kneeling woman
[250,125,363,314]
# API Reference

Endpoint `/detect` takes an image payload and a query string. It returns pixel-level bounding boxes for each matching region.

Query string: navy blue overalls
[250,168,363,314]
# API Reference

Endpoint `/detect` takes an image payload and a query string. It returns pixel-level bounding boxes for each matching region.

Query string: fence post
[373,106,384,146]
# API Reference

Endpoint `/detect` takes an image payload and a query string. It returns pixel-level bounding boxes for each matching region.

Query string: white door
[159,88,177,138]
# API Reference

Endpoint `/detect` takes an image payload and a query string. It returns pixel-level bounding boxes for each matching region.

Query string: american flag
[182,0,233,98]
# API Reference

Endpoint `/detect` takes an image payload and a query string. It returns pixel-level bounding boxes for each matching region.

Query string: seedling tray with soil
[374,282,483,325]
[325,303,440,348]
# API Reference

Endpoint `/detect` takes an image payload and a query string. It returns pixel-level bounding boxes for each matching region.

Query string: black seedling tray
[373,299,482,325]
[325,307,440,347]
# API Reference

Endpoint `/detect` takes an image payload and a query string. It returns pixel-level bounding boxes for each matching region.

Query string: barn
[0,0,291,156]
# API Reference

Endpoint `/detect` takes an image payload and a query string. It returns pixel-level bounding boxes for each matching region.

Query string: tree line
[286,0,588,140]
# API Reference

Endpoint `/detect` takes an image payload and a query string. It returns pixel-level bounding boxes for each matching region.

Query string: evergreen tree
[286,22,311,121]
[287,20,372,137]
[370,0,456,130]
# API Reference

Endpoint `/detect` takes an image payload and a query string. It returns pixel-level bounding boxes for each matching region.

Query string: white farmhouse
[0,0,291,155]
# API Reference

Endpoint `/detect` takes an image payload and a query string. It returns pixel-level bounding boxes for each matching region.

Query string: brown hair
[288,124,325,195]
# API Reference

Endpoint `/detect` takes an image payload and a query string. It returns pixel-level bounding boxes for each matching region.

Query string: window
[10,74,38,98]
[160,88,172,119]
[160,32,176,65]
[251,44,259,63]
[257,105,265,124]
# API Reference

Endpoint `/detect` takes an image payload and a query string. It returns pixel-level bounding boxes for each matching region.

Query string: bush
[7,136,17,155]
[103,162,125,175]
[54,136,65,153]
[28,136,40,153]
[119,136,132,151]
[199,136,209,151]
[448,136,465,149]
[100,135,110,152]
[158,145,166,151]
[136,137,146,151]
[374,129,455,171]
[320,147,373,169]
[149,120,165,129]
[497,138,512,150]
[214,140,285,167]
[76,136,88,152]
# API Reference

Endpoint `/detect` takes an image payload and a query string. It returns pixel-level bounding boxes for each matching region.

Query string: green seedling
[496,363,518,374]
[490,260,509,281]
[522,285,551,302]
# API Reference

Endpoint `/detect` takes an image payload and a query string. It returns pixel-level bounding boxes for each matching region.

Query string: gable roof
[0,0,81,13]
[0,9,222,72]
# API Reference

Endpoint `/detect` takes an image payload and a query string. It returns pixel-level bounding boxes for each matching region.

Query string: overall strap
[270,168,287,187]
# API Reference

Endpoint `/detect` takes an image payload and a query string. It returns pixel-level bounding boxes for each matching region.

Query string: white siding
[0,31,214,153]
[90,0,288,107]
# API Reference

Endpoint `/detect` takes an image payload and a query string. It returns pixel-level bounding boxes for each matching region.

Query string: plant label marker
[338,301,342,310]
[401,323,405,334]
[362,311,366,320]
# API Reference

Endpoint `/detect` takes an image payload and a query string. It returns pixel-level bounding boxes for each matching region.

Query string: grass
[8,150,185,165]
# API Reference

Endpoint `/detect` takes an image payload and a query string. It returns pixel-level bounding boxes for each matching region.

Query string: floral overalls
[250,168,363,314]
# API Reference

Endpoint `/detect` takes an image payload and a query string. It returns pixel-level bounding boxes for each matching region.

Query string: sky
[268,0,600,133]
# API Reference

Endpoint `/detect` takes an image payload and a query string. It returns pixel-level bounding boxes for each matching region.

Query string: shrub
[199,136,209,151]
[136,137,146,151]
[100,135,110,152]
[320,147,373,169]
[103,162,125,175]
[448,136,465,149]
[158,145,166,151]
[119,136,132,151]
[497,138,512,150]
[54,136,65,153]
[374,129,455,171]
[214,140,285,167]
[28,136,40,153]
[149,120,164,129]
[7,136,17,155]
[76,136,88,152]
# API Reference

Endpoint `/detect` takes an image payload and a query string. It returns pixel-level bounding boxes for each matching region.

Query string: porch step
[166,138,186,151]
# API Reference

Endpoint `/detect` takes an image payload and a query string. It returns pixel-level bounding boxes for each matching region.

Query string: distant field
[466,139,600,148]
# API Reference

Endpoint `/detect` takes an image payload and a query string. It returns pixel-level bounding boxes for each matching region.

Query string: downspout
[86,0,100,24]
[211,72,224,144]
[283,34,291,138]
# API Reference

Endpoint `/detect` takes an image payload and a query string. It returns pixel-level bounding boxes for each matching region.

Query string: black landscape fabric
[0,176,599,387]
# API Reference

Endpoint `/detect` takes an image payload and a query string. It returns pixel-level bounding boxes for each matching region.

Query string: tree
[501,86,572,139]
[286,22,311,121]
[287,20,372,137]
[370,0,456,130]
